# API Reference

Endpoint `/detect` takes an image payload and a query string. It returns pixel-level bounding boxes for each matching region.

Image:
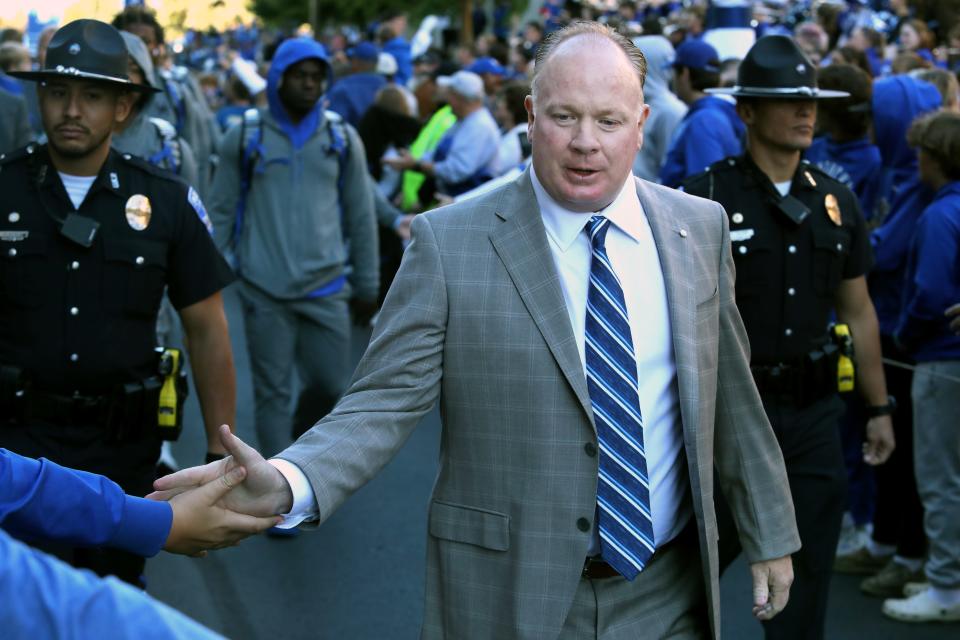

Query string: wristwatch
[865,395,896,418]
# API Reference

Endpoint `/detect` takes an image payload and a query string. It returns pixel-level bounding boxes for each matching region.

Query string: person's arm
[834,276,895,465]
[0,449,171,556]
[709,204,799,621]
[206,123,245,253]
[178,292,236,458]
[947,303,960,334]
[0,528,224,639]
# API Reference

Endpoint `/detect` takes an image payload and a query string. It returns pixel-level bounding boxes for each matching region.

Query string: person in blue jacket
[324,42,386,128]
[378,11,413,87]
[883,111,960,624]
[1,443,278,636]
[838,72,942,599]
[806,64,882,222]
[659,39,744,188]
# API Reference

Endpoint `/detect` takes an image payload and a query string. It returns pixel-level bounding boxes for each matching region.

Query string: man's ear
[114,90,135,123]
[735,100,754,126]
[524,94,535,139]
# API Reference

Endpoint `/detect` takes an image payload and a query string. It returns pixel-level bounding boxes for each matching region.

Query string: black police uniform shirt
[0,144,234,395]
[684,154,873,364]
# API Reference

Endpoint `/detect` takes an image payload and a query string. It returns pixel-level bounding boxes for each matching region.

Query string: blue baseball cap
[673,40,720,73]
[347,41,380,62]
[467,56,506,76]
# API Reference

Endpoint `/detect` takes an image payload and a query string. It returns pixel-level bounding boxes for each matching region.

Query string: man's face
[40,79,132,159]
[278,59,326,115]
[526,37,647,213]
[125,23,163,66]
[739,99,817,153]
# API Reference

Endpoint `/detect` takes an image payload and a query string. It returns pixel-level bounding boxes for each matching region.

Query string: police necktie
[585,215,655,581]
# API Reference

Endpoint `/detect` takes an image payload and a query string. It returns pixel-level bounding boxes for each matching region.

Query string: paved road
[147,287,951,639]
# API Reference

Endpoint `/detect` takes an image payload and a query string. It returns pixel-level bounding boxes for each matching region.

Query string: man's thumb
[753,567,770,607]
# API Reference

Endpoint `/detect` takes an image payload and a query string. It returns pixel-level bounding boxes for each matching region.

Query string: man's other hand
[750,556,794,621]
[946,303,960,335]
[164,466,281,555]
[149,425,294,518]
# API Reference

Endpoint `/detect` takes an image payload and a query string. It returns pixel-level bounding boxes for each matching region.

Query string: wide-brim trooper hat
[10,19,153,93]
[707,35,849,100]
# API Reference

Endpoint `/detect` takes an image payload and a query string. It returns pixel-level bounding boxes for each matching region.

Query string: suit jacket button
[584,442,597,457]
[577,517,591,532]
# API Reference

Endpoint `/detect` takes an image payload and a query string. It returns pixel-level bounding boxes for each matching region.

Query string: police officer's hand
[164,465,281,556]
[749,555,794,621]
[150,425,294,519]
[351,297,378,327]
[946,303,960,335]
[863,415,895,465]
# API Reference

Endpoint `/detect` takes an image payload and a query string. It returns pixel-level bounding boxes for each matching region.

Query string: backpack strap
[323,110,351,243]
[231,107,264,270]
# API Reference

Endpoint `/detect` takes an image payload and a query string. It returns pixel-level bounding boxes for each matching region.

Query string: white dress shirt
[274,170,692,545]
[531,167,690,550]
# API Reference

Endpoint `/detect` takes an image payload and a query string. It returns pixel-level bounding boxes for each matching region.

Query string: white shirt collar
[531,165,644,253]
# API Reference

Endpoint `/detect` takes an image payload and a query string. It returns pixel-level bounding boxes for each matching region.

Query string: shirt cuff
[268,458,319,528]
[109,496,173,557]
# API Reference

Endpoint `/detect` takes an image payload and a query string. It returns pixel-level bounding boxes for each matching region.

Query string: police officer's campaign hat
[10,19,153,93]
[707,35,849,100]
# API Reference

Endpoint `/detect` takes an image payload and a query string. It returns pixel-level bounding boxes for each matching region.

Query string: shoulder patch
[187,186,214,235]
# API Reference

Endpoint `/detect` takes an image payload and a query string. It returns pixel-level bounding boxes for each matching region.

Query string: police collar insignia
[825,194,842,226]
[125,194,152,231]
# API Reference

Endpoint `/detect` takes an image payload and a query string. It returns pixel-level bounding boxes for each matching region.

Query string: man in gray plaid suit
[155,21,800,639]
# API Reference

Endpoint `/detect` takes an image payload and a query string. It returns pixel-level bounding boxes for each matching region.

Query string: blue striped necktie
[585,215,655,581]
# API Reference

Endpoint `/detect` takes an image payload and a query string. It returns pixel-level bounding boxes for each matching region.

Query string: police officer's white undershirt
[58,173,97,210]
[774,180,791,197]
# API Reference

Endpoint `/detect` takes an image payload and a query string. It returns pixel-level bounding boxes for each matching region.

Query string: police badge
[125,194,152,231]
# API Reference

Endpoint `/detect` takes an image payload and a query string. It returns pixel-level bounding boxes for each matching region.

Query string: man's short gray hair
[531,21,647,99]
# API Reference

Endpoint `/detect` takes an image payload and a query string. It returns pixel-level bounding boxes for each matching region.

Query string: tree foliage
[249,0,465,31]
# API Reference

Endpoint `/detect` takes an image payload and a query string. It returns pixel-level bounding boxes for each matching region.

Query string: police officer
[684,36,896,640]
[0,20,236,586]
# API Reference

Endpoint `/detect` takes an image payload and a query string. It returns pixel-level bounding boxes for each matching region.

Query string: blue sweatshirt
[659,95,744,188]
[325,72,386,128]
[806,136,883,222]
[896,182,960,362]
[1,449,170,556]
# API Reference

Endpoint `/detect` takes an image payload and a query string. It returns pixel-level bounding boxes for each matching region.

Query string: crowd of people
[0,0,958,637]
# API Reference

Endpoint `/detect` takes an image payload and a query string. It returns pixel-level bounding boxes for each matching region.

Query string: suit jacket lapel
[635,179,700,441]
[488,171,595,425]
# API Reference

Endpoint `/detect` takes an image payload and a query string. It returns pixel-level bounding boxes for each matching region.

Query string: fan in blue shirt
[659,40,744,188]
[1,447,277,638]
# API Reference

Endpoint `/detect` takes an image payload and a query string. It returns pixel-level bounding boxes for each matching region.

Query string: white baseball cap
[437,70,485,101]
[377,52,398,76]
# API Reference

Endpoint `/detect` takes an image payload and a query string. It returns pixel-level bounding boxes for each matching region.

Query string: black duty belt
[27,390,111,424]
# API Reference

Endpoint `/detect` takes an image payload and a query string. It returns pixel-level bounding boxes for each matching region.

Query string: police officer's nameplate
[824,194,842,226]
[125,195,152,231]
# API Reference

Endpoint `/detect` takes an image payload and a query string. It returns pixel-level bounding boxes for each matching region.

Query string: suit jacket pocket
[429,500,510,551]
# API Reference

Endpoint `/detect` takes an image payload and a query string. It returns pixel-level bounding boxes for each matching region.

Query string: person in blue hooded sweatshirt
[659,39,744,188]
[836,74,942,592]
[208,38,378,462]
[883,110,960,624]
[324,42,386,128]
[805,64,882,222]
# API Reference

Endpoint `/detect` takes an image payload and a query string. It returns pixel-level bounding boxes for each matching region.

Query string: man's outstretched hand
[149,425,294,519]
[750,556,794,621]
[163,466,281,556]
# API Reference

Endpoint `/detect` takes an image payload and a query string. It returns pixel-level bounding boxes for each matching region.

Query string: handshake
[150,425,297,556]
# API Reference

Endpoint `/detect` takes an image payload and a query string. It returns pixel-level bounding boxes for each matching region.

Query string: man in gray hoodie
[632,36,687,182]
[208,38,378,458]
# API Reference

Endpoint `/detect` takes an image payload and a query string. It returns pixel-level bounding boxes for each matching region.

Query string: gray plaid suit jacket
[280,170,800,639]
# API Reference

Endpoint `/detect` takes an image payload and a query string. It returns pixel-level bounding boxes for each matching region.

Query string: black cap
[10,19,151,93]
[707,35,849,100]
